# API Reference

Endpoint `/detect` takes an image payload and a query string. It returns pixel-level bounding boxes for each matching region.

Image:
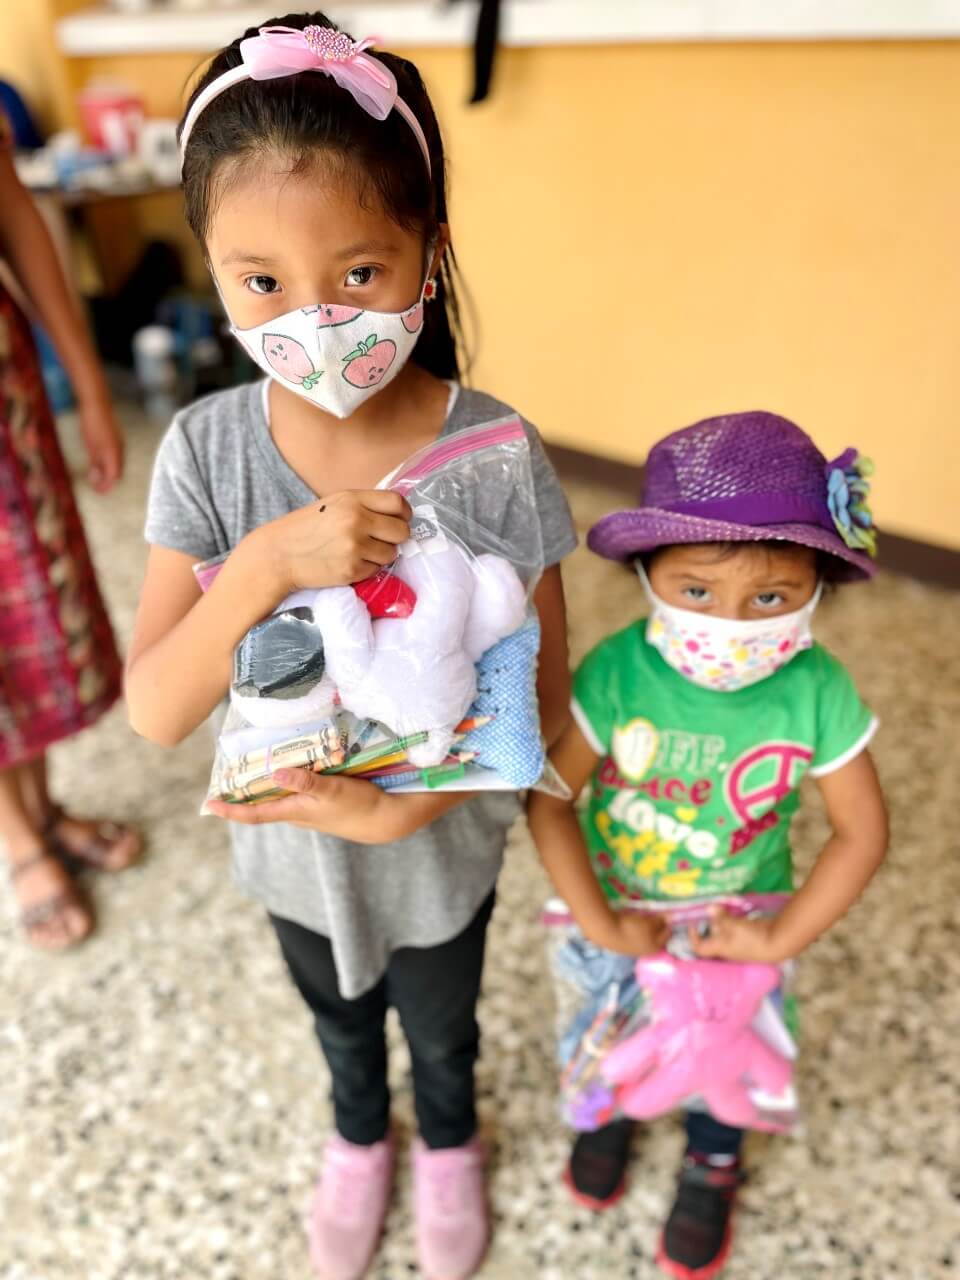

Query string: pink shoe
[412,1136,489,1280]
[309,1134,394,1280]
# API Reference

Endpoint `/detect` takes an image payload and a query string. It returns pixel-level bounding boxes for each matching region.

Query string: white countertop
[57,1,960,57]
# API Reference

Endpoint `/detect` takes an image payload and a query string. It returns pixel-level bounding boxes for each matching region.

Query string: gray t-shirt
[145,380,577,997]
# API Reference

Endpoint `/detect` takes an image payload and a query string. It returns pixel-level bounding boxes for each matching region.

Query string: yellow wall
[436,41,960,551]
[24,33,960,547]
[0,1,71,130]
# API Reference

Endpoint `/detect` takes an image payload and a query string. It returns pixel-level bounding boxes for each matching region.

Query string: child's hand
[206,768,390,839]
[690,908,788,964]
[259,491,412,594]
[589,910,670,957]
[206,765,463,843]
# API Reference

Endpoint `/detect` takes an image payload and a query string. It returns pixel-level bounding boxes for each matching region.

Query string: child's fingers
[689,914,739,957]
[359,536,403,567]
[633,918,668,954]
[693,935,740,959]
[206,793,308,826]
[358,490,413,520]
[275,769,379,804]
[273,767,318,792]
[365,511,412,546]
[206,771,356,827]
[690,929,725,958]
[272,769,360,810]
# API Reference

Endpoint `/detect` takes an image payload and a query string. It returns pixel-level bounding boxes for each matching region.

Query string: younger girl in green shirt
[529,410,888,1279]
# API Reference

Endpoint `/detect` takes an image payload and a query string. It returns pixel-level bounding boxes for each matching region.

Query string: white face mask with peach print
[228,278,435,419]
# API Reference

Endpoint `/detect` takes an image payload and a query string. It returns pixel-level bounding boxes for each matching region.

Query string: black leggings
[270,893,495,1150]
[684,1109,745,1158]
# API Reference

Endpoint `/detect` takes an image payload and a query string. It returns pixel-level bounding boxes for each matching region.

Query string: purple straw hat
[587,411,877,582]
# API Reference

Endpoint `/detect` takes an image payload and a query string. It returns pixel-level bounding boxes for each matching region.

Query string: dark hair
[180,11,467,380]
[638,541,840,584]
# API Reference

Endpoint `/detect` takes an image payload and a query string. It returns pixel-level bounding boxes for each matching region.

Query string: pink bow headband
[179,25,432,175]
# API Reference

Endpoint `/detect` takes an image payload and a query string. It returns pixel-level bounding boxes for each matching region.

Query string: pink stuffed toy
[601,953,793,1132]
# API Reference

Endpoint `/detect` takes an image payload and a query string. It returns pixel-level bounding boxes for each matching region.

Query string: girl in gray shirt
[129,13,576,1280]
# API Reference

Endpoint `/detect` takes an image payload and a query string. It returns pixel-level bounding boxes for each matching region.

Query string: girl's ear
[430,223,451,276]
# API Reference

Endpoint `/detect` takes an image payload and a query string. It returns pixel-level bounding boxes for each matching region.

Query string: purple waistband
[667,491,834,531]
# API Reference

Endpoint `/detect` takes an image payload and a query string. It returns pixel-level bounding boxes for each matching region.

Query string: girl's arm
[0,146,122,491]
[694,749,888,963]
[126,540,286,747]
[533,565,572,747]
[208,565,574,839]
[528,720,669,955]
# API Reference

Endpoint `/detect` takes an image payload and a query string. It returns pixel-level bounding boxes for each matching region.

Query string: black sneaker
[564,1119,635,1211]
[656,1154,745,1278]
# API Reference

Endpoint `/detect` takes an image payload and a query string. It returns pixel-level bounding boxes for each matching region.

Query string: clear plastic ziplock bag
[543,894,799,1134]
[196,415,563,808]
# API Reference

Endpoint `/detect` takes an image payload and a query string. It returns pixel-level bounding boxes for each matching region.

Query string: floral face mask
[638,564,822,692]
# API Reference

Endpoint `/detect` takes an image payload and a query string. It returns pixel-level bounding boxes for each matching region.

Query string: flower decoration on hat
[826,449,876,556]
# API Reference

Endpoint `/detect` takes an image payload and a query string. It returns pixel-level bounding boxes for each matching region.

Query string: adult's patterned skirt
[0,285,121,769]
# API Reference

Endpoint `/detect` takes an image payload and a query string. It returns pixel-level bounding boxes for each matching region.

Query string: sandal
[43,804,142,873]
[11,849,94,950]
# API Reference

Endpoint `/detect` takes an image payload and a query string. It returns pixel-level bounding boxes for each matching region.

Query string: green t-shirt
[572,621,877,902]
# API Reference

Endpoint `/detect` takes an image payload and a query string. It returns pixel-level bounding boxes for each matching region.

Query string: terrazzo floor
[2,406,959,1280]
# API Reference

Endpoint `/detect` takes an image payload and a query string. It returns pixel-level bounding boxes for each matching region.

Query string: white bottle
[133,324,178,419]
[132,324,177,391]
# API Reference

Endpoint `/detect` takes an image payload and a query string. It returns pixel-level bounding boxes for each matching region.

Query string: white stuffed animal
[311,542,527,765]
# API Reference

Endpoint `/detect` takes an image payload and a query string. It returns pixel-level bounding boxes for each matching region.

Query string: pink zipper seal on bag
[380,415,527,495]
